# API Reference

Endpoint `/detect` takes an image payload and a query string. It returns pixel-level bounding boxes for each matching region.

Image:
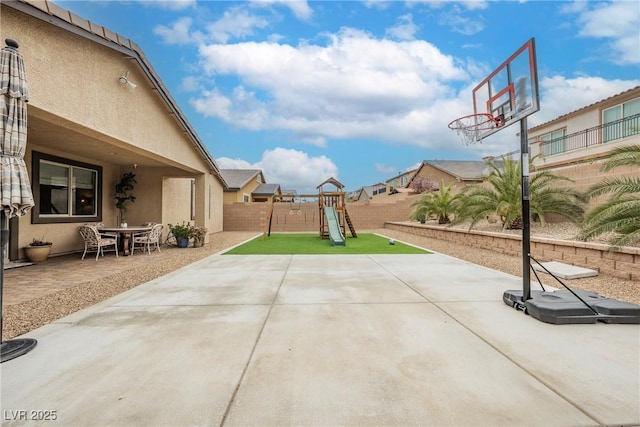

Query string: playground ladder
[261,198,275,240]
[345,208,357,238]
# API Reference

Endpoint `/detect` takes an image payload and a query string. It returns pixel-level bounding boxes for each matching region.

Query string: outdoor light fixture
[118,71,137,89]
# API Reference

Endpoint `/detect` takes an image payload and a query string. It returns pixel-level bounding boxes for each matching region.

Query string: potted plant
[114,172,136,227]
[168,222,192,248]
[189,225,208,247]
[24,237,53,262]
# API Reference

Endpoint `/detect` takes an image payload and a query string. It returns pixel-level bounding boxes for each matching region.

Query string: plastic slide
[323,206,345,246]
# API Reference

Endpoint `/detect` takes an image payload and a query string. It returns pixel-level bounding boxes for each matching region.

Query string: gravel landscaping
[3,226,638,341]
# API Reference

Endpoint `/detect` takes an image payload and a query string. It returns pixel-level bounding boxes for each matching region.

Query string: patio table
[97,225,152,256]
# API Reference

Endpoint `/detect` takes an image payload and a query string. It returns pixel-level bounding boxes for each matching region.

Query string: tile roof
[253,183,280,196]
[6,0,226,186]
[423,160,487,180]
[220,169,262,190]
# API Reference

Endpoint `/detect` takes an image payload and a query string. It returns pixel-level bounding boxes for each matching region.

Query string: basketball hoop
[448,113,502,145]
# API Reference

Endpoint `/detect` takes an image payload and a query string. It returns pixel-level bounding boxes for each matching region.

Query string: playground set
[449,37,639,324]
[262,177,357,247]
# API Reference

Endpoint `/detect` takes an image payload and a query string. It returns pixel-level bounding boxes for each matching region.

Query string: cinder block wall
[533,158,640,211]
[385,222,639,281]
[223,197,416,233]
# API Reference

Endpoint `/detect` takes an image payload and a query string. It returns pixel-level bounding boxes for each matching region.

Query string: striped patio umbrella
[0,38,34,218]
[0,38,36,363]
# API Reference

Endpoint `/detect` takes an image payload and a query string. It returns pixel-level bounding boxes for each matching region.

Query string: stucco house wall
[1,2,225,260]
[528,87,640,211]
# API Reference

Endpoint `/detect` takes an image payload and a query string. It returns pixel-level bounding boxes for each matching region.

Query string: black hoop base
[1,338,38,363]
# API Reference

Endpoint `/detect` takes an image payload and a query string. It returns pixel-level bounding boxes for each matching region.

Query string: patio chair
[78,224,118,260]
[131,223,164,255]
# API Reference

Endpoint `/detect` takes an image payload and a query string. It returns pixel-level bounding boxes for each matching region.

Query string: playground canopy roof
[316,177,344,190]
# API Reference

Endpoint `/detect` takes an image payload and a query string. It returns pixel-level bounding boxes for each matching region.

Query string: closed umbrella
[0,38,36,363]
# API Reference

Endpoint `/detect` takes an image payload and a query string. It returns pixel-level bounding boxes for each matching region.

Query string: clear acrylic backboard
[471,37,540,141]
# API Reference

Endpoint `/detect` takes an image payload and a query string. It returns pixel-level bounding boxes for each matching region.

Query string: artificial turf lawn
[223,233,431,255]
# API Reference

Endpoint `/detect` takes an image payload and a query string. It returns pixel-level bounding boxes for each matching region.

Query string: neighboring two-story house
[529,86,640,207]
[385,169,418,194]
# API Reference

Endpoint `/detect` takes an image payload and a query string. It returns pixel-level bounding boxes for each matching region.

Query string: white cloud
[437,5,485,35]
[385,14,419,41]
[206,7,270,43]
[188,18,638,165]
[567,1,640,65]
[180,76,200,92]
[153,17,195,45]
[217,148,338,193]
[216,157,253,169]
[532,76,640,126]
[363,0,390,11]
[140,0,196,11]
[192,28,470,148]
[249,0,313,21]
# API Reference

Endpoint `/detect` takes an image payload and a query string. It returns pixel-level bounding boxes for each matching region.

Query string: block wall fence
[385,222,639,281]
[223,197,416,233]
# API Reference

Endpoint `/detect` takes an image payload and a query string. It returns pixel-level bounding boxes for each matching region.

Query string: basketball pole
[519,117,531,301]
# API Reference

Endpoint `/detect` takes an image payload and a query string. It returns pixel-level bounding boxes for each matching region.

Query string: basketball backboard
[472,37,539,140]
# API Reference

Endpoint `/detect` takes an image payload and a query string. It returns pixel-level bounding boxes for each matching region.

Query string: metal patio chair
[78,224,118,260]
[131,223,164,255]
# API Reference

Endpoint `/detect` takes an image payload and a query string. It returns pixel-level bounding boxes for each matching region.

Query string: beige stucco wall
[223,176,263,203]
[1,5,225,259]
[2,7,207,172]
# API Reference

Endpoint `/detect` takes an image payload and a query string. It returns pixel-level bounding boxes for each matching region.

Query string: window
[32,152,102,224]
[603,97,640,142]
[540,128,567,156]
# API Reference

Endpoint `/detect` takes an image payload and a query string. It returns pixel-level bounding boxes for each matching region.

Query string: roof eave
[7,0,229,187]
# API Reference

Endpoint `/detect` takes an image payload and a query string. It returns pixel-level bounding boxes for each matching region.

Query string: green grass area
[223,233,431,255]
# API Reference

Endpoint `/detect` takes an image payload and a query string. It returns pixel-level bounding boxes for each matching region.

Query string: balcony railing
[540,113,640,156]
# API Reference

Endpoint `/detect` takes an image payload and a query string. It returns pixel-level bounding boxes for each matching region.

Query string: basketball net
[448,113,500,146]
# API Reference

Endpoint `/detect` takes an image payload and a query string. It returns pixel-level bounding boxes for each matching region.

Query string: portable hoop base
[1,339,37,363]
[503,289,640,325]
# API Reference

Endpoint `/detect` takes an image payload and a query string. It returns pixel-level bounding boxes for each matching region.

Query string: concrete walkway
[1,247,638,426]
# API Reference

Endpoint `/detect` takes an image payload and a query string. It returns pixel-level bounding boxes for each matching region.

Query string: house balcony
[532,113,640,168]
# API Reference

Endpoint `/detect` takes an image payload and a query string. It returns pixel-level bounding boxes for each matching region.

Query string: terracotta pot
[24,244,52,262]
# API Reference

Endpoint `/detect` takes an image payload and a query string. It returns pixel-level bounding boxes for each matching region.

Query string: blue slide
[324,206,345,246]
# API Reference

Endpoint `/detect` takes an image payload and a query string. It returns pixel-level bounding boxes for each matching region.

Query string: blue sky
[58,0,639,193]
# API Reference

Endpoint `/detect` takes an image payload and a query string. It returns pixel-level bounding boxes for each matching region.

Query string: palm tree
[409,179,461,224]
[454,157,586,230]
[579,144,640,247]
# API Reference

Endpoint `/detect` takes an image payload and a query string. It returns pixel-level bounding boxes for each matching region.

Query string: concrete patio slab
[1,250,638,427]
[276,268,425,304]
[439,300,640,424]
[532,261,599,279]
[1,305,269,426]
[223,303,595,426]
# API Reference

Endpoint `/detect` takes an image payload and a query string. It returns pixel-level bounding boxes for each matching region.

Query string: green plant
[114,172,136,221]
[409,179,461,224]
[579,144,640,248]
[189,225,208,242]
[454,156,586,230]
[168,222,192,240]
